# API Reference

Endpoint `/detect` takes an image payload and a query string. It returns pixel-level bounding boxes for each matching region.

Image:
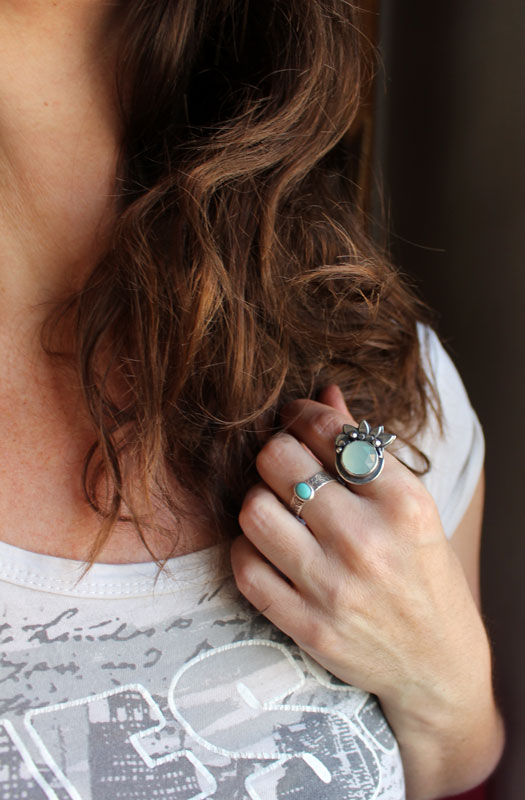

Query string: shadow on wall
[375,2,525,798]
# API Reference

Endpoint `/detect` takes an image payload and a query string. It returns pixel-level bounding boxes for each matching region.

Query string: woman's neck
[0,0,124,325]
[0,3,218,564]
[0,0,123,43]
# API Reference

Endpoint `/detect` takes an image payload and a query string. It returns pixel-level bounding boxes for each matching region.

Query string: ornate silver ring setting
[335,420,396,485]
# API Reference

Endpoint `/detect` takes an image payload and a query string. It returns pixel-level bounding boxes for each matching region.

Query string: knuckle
[239,490,269,531]
[304,620,345,665]
[308,408,342,441]
[322,577,347,612]
[231,553,258,600]
[234,563,252,596]
[300,614,333,655]
[300,552,325,588]
[230,538,273,614]
[234,567,272,615]
[256,433,294,474]
[388,480,436,533]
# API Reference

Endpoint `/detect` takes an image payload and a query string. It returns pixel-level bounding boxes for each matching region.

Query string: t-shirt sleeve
[397,325,485,539]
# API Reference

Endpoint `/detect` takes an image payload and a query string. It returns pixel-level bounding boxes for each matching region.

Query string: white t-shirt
[0,327,483,800]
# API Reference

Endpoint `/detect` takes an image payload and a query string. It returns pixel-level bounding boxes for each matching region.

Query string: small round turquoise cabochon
[341,440,378,476]
[294,481,313,500]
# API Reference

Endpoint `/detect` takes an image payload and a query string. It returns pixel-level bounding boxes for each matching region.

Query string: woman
[0,1,503,798]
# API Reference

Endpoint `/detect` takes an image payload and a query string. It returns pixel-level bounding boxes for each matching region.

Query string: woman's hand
[230,387,503,800]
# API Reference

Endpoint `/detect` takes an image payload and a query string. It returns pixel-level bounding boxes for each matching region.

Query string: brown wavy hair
[48,0,434,560]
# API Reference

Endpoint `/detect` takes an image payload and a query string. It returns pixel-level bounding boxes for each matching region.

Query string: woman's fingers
[254,432,363,550]
[230,534,315,646]
[254,396,446,551]
[280,398,425,510]
[238,482,323,585]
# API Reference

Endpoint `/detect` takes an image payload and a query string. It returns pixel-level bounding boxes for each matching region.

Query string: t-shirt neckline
[0,539,227,598]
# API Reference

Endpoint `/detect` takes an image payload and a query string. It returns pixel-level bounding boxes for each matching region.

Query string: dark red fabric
[445,785,486,800]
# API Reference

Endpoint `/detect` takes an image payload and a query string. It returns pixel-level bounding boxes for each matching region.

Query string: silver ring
[290,470,337,517]
[335,420,396,485]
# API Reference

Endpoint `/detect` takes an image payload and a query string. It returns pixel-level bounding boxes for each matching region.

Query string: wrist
[384,694,504,799]
[379,637,504,799]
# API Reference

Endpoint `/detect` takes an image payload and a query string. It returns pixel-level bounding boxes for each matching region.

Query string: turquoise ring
[335,420,396,486]
[291,470,336,517]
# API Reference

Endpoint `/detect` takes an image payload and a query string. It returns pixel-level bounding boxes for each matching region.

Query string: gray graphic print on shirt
[0,578,405,799]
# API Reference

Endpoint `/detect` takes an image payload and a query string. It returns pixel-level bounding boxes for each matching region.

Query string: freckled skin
[0,1,210,564]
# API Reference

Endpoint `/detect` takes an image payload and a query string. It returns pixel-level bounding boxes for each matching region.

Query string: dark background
[375,2,525,797]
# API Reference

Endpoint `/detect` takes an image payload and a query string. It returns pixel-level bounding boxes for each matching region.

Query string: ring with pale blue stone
[335,420,396,486]
[291,470,337,517]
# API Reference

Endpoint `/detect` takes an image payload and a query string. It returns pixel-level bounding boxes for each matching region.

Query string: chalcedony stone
[294,482,313,500]
[341,440,378,476]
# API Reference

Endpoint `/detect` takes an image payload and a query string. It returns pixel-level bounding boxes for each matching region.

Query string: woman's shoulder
[399,325,485,538]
